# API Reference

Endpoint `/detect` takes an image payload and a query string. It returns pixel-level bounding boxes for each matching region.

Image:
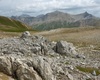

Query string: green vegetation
[76,66,100,76]
[0,16,31,32]
[49,54,55,57]
[86,78,92,80]
[65,61,69,65]
[33,21,79,31]
[94,46,100,50]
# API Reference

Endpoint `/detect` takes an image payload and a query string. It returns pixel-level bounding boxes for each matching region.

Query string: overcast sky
[0,0,100,17]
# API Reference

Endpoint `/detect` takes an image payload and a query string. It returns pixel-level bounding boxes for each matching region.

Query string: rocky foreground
[0,31,100,80]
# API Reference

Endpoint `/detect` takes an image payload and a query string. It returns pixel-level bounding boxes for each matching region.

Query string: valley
[11,11,100,30]
[0,11,100,80]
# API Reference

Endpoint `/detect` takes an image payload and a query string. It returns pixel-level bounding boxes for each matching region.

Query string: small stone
[0,53,4,56]
[92,70,96,76]
[21,31,31,38]
[67,65,74,70]
[76,54,85,59]
[67,73,74,80]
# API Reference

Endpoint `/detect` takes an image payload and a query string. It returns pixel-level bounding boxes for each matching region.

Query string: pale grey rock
[67,73,74,80]
[67,65,74,70]
[0,57,12,75]
[33,35,49,44]
[16,63,42,80]
[12,58,23,73]
[57,66,65,74]
[40,42,48,55]
[92,70,96,76]
[31,43,41,55]
[32,56,56,80]
[66,71,74,80]
[55,41,77,55]
[21,31,31,38]
[76,54,86,59]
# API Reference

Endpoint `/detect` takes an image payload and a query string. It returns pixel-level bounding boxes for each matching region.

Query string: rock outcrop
[21,31,31,38]
[16,63,42,80]
[54,41,77,56]
[0,57,12,75]
[0,31,100,80]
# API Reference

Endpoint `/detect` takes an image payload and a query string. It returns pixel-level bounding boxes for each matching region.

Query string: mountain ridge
[11,11,100,30]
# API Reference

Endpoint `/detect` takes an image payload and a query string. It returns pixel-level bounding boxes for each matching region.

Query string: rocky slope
[0,31,100,80]
[11,11,100,30]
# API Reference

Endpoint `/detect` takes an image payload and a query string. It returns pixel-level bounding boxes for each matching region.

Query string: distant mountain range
[11,11,100,30]
[0,16,30,32]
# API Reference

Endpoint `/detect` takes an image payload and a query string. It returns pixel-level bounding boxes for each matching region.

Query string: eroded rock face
[0,31,99,80]
[0,57,12,76]
[32,57,56,80]
[0,72,14,80]
[16,63,42,80]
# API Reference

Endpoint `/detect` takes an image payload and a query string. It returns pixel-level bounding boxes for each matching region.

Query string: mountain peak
[82,11,93,18]
[47,11,66,15]
[53,11,62,13]
[20,14,31,17]
[84,11,89,14]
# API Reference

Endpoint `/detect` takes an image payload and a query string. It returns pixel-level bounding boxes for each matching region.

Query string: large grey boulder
[32,56,56,80]
[54,41,77,55]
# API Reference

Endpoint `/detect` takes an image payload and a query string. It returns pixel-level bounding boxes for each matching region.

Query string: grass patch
[49,54,55,57]
[76,66,100,76]
[86,78,92,80]
[94,46,100,50]
[65,62,69,65]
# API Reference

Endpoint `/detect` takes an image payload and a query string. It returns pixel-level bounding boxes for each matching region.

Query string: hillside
[0,16,31,32]
[11,11,100,31]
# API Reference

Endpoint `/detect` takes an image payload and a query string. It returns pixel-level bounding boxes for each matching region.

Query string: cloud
[0,0,100,17]
[16,0,96,11]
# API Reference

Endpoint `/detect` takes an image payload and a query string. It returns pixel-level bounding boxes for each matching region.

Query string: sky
[0,0,100,17]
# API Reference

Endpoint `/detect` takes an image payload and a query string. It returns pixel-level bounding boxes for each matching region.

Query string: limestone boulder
[16,63,42,80]
[21,31,31,38]
[32,56,56,80]
[0,57,12,76]
[54,41,77,55]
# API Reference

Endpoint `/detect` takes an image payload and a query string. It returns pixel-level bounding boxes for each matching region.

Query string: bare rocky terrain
[0,31,100,80]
